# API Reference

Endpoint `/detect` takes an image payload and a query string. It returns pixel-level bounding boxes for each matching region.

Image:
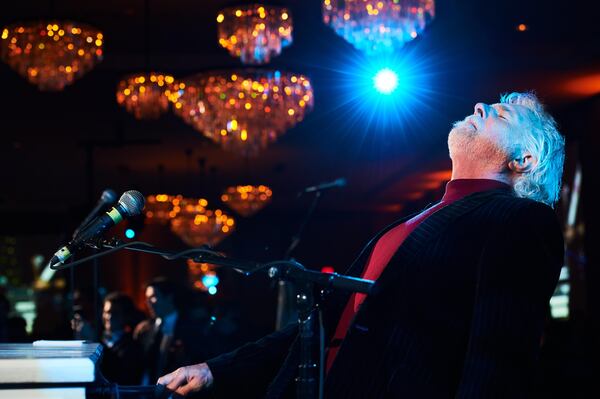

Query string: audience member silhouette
[134,277,222,384]
[100,292,145,385]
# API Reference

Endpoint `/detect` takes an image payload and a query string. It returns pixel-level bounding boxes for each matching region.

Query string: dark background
[1,0,599,396]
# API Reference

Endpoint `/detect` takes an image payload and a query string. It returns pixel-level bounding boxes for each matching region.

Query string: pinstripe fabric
[324,191,563,398]
[205,190,563,399]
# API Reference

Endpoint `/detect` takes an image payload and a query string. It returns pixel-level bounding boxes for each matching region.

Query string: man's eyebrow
[495,105,516,119]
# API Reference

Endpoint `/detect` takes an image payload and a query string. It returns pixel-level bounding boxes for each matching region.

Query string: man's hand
[157,363,214,397]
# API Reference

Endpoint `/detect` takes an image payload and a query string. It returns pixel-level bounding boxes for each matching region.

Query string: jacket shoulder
[133,319,153,339]
[479,194,564,253]
[481,193,558,220]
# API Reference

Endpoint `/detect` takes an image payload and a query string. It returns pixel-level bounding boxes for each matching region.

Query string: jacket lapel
[343,210,423,279]
[363,189,511,302]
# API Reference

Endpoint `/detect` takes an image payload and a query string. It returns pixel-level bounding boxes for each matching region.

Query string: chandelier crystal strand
[0,21,103,91]
[221,185,273,217]
[170,198,235,247]
[172,70,314,156]
[322,0,435,55]
[217,5,292,65]
[116,73,176,119]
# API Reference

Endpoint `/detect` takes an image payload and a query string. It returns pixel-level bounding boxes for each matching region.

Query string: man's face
[145,286,173,319]
[448,102,535,166]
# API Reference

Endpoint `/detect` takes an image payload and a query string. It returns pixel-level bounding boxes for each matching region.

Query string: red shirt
[326,179,510,372]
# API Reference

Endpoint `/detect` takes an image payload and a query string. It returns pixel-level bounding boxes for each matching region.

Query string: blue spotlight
[373,68,398,94]
[208,286,217,295]
[325,43,436,140]
[125,228,136,239]
[202,274,219,288]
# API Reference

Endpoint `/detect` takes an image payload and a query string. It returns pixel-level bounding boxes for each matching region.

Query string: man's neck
[450,162,512,185]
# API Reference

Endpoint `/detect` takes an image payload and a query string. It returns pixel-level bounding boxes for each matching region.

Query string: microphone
[72,189,117,239]
[49,190,145,267]
[301,178,347,194]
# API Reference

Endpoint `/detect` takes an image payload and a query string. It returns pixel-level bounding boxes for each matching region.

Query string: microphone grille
[118,190,146,216]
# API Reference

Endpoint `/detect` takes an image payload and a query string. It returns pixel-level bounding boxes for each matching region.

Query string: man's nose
[474,103,490,118]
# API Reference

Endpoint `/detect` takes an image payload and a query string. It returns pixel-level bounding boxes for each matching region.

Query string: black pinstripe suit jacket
[205,188,564,398]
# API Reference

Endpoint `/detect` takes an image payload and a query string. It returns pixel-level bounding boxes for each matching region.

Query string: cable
[50,240,247,273]
[160,246,224,261]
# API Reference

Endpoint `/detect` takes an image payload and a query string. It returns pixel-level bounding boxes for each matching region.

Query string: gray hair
[500,92,565,207]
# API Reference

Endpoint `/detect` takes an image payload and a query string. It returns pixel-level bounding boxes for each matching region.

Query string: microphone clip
[85,236,124,250]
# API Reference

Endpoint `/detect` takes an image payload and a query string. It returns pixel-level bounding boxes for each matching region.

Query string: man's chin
[451,119,476,134]
[448,126,474,157]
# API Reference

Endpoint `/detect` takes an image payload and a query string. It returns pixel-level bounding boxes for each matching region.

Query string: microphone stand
[267,261,372,399]
[277,190,323,330]
[285,191,322,259]
[54,239,373,399]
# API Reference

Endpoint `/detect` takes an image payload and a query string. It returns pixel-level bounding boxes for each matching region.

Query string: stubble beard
[448,120,477,160]
[448,121,507,170]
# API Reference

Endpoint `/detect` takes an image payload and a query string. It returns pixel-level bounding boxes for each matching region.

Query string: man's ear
[508,152,537,173]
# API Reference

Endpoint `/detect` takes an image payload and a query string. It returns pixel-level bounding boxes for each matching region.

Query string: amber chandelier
[0,21,103,91]
[170,198,235,247]
[116,73,177,120]
[222,185,273,217]
[172,70,314,156]
[144,194,185,224]
[322,0,435,55]
[217,4,292,65]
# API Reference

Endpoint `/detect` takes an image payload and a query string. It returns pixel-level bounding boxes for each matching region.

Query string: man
[135,278,188,384]
[135,277,222,384]
[158,92,565,398]
[100,292,145,385]
[71,288,98,341]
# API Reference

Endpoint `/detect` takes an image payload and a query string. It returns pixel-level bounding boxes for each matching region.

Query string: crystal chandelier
[116,73,176,119]
[170,198,235,247]
[322,0,435,55]
[144,194,185,224]
[172,70,314,156]
[222,185,273,217]
[0,21,103,91]
[217,4,292,65]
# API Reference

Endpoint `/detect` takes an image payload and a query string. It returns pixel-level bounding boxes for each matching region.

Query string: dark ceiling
[1,0,599,223]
